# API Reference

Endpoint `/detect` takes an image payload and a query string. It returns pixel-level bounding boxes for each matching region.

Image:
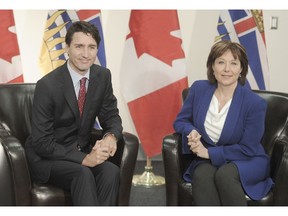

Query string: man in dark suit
[25,21,123,206]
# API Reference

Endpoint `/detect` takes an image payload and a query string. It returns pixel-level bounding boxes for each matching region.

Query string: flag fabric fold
[39,10,106,75]
[120,10,188,157]
[216,10,269,90]
[0,10,23,83]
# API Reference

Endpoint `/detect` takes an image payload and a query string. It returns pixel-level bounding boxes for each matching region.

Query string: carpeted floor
[129,160,166,206]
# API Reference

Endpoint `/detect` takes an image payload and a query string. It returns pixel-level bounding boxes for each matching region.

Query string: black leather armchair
[0,83,139,206]
[162,88,288,206]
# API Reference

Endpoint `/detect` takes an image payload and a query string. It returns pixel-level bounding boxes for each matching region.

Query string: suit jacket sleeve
[173,81,207,154]
[97,69,123,141]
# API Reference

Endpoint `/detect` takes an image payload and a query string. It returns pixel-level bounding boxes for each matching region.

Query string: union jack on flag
[39,10,106,75]
[216,10,270,90]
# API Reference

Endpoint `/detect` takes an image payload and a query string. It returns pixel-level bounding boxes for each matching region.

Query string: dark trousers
[192,162,247,206]
[49,160,120,206]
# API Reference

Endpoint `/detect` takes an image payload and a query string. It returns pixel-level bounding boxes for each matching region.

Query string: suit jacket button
[77,144,81,151]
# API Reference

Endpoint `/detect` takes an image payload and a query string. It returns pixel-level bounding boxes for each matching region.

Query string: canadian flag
[0,10,23,83]
[120,10,188,157]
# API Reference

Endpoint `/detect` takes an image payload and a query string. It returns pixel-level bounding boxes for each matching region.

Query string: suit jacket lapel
[217,84,243,145]
[60,63,81,126]
[197,85,216,145]
[80,65,100,126]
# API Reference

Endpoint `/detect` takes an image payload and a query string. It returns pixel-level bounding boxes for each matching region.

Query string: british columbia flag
[39,10,106,75]
[216,10,269,90]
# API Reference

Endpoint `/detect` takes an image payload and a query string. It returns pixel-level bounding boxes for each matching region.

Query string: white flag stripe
[120,39,187,102]
[220,11,241,42]
[0,56,22,82]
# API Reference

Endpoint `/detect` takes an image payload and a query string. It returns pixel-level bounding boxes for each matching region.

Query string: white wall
[13,10,288,159]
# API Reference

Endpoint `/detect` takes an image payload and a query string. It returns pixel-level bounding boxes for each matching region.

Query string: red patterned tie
[78,77,87,117]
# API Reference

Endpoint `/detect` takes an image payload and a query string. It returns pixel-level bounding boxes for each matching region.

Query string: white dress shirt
[204,94,232,144]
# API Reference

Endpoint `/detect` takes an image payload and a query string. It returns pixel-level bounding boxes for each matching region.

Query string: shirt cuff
[103,133,117,142]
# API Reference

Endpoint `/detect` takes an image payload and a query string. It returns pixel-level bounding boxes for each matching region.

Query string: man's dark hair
[65,21,101,47]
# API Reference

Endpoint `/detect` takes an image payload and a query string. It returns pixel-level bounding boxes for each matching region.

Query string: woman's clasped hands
[187,130,209,159]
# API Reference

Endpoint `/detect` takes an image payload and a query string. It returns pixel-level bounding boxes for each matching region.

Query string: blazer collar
[198,82,244,146]
[197,84,216,145]
[80,66,100,125]
[218,83,244,145]
[217,83,244,145]
[60,62,81,125]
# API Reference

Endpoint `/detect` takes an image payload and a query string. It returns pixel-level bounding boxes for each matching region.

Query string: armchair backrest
[0,83,36,145]
[182,88,288,157]
[253,90,288,156]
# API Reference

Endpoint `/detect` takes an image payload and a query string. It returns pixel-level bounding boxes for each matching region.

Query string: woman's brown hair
[206,40,248,85]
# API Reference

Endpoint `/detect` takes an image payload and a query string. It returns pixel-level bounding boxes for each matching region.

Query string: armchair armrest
[162,132,195,206]
[89,128,139,206]
[0,123,32,205]
[162,133,182,205]
[270,135,288,205]
[118,132,139,206]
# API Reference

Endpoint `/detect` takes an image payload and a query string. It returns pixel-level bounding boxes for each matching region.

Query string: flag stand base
[132,157,165,187]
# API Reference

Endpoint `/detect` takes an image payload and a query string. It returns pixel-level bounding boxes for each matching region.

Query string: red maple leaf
[0,10,20,63]
[127,10,185,66]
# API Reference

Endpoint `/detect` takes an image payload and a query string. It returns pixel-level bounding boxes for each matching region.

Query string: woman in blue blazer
[174,40,273,205]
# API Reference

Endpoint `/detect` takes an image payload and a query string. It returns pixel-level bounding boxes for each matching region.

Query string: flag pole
[132,156,165,187]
